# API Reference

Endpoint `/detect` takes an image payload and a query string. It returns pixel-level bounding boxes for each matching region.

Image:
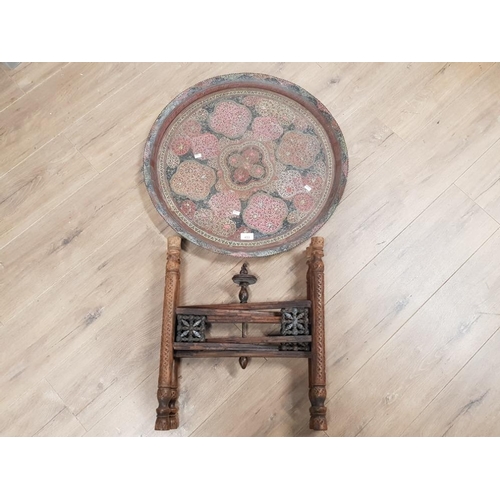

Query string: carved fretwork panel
[280,307,310,351]
[280,342,310,352]
[280,307,309,336]
[176,315,206,342]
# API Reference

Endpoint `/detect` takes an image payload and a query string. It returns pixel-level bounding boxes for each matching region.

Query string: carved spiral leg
[156,236,181,431]
[307,237,328,431]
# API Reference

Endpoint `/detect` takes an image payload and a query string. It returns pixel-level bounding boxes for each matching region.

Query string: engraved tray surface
[143,73,348,257]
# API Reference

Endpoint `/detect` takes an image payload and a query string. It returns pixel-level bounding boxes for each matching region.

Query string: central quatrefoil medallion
[218,141,274,191]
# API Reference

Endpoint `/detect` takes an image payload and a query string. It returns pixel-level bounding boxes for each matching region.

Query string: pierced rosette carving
[176,315,206,342]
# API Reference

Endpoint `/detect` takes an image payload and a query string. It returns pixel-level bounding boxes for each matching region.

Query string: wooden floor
[1,62,500,437]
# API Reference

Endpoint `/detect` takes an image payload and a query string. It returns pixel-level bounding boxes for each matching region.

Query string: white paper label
[194,153,202,159]
[240,232,254,240]
[304,185,312,191]
[232,210,240,216]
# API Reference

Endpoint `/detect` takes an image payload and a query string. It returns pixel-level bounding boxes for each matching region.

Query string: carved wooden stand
[155,236,327,432]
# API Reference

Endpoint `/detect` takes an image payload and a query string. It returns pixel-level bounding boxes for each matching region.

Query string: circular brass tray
[143,73,348,257]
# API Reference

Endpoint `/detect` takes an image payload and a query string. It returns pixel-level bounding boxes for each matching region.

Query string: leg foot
[155,387,179,430]
[309,386,327,431]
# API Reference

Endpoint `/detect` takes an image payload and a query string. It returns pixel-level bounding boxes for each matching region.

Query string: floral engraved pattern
[209,101,252,138]
[170,161,216,201]
[190,133,220,159]
[155,85,339,250]
[242,193,288,235]
[276,131,320,169]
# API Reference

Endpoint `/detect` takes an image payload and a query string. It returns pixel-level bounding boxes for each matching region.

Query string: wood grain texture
[0,143,149,323]
[191,360,322,437]
[324,185,498,399]
[6,62,69,92]
[372,63,494,140]
[34,408,86,437]
[0,63,151,173]
[0,93,58,176]
[45,260,166,430]
[0,379,66,436]
[0,67,23,112]
[320,63,500,301]
[86,357,266,437]
[455,139,500,223]
[403,327,500,437]
[0,218,170,411]
[0,135,97,248]
[1,62,500,436]
[328,228,500,437]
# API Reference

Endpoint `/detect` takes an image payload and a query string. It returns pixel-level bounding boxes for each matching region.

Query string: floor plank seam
[2,212,143,326]
[57,62,158,139]
[62,131,102,175]
[0,164,101,251]
[21,62,71,96]
[32,407,66,437]
[400,325,500,437]
[71,376,123,431]
[0,80,25,114]
[338,128,407,205]
[187,358,269,436]
[87,139,146,176]
[453,183,500,227]
[339,62,449,123]
[85,369,158,436]
[453,136,500,192]
[324,184,461,310]
[388,62,497,144]
[324,224,500,410]
[0,134,59,182]
[0,63,156,176]
[400,64,495,145]
[45,377,89,434]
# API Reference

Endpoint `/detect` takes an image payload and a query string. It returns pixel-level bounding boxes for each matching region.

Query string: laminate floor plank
[0,67,23,112]
[1,62,498,436]
[320,63,500,301]
[34,408,86,437]
[403,328,500,437]
[328,228,500,436]
[0,62,151,174]
[0,218,169,411]
[0,379,67,436]
[0,144,150,323]
[0,135,98,248]
[6,62,70,93]
[455,138,500,223]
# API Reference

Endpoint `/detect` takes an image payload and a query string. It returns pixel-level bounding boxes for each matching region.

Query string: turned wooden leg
[307,237,327,431]
[155,236,182,431]
[156,359,179,430]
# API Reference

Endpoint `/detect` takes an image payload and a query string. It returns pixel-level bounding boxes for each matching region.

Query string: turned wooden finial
[232,263,257,369]
[232,262,257,304]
